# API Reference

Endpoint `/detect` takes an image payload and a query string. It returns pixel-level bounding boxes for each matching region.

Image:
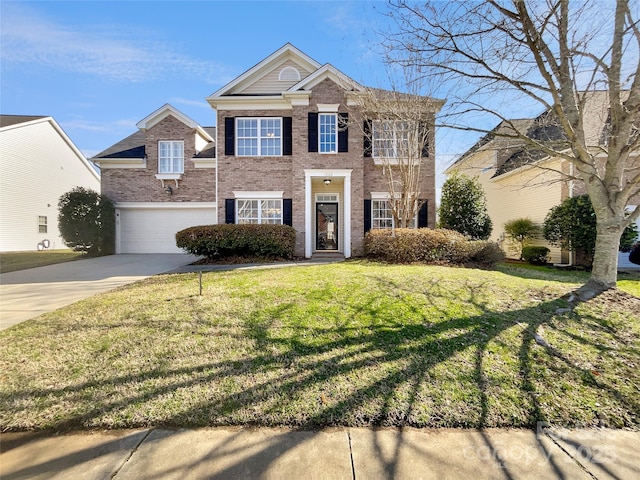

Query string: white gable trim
[2,116,100,182]
[136,104,213,142]
[208,43,322,99]
[288,64,363,93]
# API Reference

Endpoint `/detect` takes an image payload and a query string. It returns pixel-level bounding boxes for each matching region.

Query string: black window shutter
[420,122,430,158]
[225,199,235,224]
[283,117,292,155]
[418,199,428,228]
[224,117,235,156]
[308,112,318,152]
[338,113,349,153]
[363,120,372,157]
[283,199,293,226]
[364,199,372,233]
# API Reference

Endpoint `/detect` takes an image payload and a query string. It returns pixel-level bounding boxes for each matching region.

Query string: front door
[316,203,338,250]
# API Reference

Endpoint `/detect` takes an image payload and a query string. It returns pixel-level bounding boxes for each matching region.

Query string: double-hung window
[236,199,283,224]
[372,200,417,229]
[158,141,184,173]
[237,118,282,156]
[38,216,48,234]
[319,113,337,153]
[372,121,410,159]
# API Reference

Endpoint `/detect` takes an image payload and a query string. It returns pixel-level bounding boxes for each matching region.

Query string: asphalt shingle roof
[0,115,47,128]
[92,126,216,160]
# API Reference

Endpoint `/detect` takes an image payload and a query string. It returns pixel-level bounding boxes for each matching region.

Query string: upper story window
[158,141,184,173]
[372,121,410,159]
[237,118,282,156]
[319,113,337,154]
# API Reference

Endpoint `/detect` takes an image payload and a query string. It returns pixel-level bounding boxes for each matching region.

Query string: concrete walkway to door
[0,254,197,331]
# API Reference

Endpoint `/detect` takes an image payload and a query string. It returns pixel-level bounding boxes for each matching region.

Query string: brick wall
[101,115,216,203]
[216,78,437,257]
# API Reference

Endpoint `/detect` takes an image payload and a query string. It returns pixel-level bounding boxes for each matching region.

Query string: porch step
[311,252,345,262]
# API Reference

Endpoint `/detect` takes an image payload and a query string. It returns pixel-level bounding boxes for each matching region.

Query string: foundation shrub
[521,245,551,265]
[364,228,504,266]
[176,224,296,259]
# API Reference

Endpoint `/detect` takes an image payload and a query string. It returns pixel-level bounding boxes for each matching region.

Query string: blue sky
[1,0,473,189]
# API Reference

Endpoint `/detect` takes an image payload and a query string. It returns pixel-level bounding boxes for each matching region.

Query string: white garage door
[117,205,217,254]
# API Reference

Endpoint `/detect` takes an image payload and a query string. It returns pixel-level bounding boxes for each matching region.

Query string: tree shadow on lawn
[2,275,639,478]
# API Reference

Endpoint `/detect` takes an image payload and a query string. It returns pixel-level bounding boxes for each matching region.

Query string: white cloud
[0,4,231,84]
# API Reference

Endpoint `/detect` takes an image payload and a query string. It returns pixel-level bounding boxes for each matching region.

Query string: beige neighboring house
[0,115,101,252]
[445,91,639,265]
[93,44,443,256]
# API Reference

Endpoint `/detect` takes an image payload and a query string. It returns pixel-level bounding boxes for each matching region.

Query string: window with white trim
[372,200,417,229]
[38,215,47,234]
[237,199,283,224]
[237,118,282,156]
[319,113,337,153]
[372,121,410,159]
[158,141,184,173]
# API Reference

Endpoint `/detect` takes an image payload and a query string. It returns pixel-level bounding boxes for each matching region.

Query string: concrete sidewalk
[0,254,197,330]
[1,427,638,479]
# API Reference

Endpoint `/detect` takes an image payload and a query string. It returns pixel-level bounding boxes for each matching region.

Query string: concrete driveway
[0,254,197,331]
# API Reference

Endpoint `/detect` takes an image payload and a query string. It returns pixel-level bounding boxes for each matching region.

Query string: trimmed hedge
[521,245,550,265]
[176,224,297,259]
[364,228,504,266]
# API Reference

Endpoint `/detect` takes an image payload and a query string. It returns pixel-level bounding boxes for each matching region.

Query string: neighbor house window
[372,121,410,159]
[38,216,47,233]
[236,118,282,156]
[319,113,337,153]
[158,141,184,173]
[236,199,283,224]
[372,200,416,229]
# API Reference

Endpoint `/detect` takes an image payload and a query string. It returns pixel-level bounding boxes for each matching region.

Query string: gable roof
[1,115,100,182]
[209,43,322,98]
[448,91,616,177]
[92,115,216,162]
[287,63,363,93]
[92,130,146,159]
[0,115,48,128]
[136,104,214,142]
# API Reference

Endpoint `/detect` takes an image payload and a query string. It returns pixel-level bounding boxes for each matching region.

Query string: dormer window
[158,141,184,173]
[279,66,301,82]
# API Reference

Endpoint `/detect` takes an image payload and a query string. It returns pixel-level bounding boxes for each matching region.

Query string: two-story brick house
[93,44,442,256]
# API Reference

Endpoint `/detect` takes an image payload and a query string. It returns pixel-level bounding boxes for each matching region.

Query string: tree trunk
[577,217,623,300]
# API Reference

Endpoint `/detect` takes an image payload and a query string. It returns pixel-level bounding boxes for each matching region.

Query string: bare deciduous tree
[350,85,443,230]
[384,0,640,297]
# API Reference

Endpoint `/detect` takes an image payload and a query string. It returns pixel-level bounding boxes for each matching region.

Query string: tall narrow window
[236,118,282,156]
[319,113,337,153]
[38,216,47,233]
[158,141,184,173]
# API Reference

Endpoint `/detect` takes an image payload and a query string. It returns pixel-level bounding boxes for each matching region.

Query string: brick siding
[101,116,216,203]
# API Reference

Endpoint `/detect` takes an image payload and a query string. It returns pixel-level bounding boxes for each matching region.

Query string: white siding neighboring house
[0,115,101,252]
[446,91,639,267]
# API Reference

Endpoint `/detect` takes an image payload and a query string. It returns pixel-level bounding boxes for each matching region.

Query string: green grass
[1,261,638,432]
[0,250,85,273]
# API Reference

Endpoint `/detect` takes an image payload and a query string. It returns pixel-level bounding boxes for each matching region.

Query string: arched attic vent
[279,66,301,82]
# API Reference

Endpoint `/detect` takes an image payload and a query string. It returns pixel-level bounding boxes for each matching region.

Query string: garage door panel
[118,208,216,254]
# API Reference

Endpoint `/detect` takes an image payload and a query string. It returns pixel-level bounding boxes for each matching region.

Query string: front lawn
[0,250,85,273]
[1,261,638,431]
